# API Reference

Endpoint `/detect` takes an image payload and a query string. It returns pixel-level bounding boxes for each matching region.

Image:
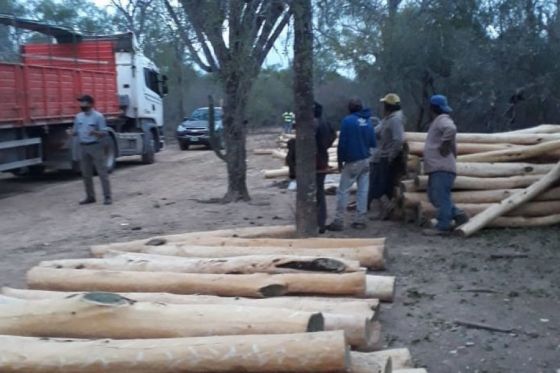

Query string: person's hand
[89,130,104,138]
[439,141,453,157]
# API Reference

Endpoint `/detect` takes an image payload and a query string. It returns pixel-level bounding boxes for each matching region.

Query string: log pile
[396,124,560,235]
[0,224,428,372]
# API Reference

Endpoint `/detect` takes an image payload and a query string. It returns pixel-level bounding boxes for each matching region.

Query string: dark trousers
[368,157,396,208]
[80,143,111,199]
[316,173,327,229]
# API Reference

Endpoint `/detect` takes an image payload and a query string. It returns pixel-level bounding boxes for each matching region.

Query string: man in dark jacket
[327,98,376,231]
[285,102,337,233]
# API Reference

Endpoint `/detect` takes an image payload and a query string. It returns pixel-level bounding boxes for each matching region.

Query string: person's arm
[439,117,457,157]
[388,117,405,161]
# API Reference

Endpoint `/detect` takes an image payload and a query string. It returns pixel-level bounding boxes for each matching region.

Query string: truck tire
[141,131,155,164]
[104,137,117,173]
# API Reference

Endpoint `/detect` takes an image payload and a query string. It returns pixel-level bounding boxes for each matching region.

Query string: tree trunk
[0,332,350,372]
[0,293,323,339]
[221,74,253,202]
[26,267,367,298]
[293,0,317,237]
[94,245,385,270]
[2,287,379,320]
[40,253,362,275]
[457,161,560,236]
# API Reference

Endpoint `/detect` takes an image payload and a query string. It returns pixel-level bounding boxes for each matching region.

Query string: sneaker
[351,222,367,230]
[79,198,96,205]
[103,197,113,205]
[326,221,344,232]
[422,228,451,236]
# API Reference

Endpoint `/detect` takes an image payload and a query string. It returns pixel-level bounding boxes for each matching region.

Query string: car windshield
[189,108,222,121]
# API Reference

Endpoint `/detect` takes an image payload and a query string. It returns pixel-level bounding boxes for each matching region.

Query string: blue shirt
[73,110,108,144]
[337,109,376,163]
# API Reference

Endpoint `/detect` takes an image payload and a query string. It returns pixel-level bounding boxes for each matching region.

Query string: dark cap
[77,94,94,104]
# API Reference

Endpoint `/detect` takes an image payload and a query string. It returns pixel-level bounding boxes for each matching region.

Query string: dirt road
[0,133,558,373]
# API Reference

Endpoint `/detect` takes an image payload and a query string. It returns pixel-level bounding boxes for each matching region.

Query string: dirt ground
[0,131,558,373]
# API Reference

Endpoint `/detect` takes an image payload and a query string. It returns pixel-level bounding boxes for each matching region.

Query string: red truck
[0,16,167,175]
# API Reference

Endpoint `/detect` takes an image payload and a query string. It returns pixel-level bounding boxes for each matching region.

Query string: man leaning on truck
[72,95,112,205]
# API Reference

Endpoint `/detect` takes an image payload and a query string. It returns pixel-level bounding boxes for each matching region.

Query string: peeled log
[1,287,379,320]
[365,275,396,302]
[264,167,289,178]
[458,161,560,236]
[401,186,560,208]
[0,332,350,373]
[253,148,275,155]
[406,131,560,145]
[352,348,413,369]
[394,370,428,373]
[457,139,560,163]
[91,235,385,255]
[26,267,366,298]
[350,352,391,373]
[400,180,417,193]
[414,174,542,191]
[324,315,380,351]
[272,149,288,159]
[40,253,362,275]
[418,200,560,218]
[505,124,560,134]
[407,141,517,156]
[490,213,560,228]
[0,293,323,339]
[91,245,386,271]
[431,162,554,178]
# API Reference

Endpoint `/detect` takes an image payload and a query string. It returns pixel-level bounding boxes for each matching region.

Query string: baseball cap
[77,94,94,104]
[430,95,452,113]
[380,93,401,105]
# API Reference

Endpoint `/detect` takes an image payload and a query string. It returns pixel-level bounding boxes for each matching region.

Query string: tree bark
[457,161,560,236]
[293,0,317,237]
[0,332,350,372]
[40,253,362,274]
[1,287,379,320]
[0,293,324,339]
[93,245,385,270]
[26,267,367,298]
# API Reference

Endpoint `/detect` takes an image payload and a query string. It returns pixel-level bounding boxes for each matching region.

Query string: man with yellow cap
[369,93,405,219]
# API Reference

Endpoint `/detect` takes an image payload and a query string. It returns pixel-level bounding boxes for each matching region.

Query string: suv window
[190,108,222,121]
[144,68,161,95]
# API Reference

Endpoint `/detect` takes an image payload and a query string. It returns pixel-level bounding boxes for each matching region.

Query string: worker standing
[422,95,468,235]
[369,93,406,220]
[327,98,376,231]
[282,111,295,134]
[72,94,112,205]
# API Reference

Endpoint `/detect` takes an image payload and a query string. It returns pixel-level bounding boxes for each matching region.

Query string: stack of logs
[0,224,428,373]
[398,124,560,235]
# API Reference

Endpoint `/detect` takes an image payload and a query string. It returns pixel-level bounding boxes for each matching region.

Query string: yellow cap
[380,93,401,105]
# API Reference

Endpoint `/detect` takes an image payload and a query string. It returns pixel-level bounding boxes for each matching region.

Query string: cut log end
[307,312,325,332]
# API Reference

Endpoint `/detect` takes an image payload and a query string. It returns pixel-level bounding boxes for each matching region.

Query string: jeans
[80,143,111,199]
[334,159,370,224]
[427,171,461,231]
[283,122,293,134]
[316,173,327,229]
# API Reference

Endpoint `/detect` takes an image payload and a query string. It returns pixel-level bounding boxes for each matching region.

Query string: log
[457,161,560,236]
[253,148,275,155]
[401,186,560,208]
[363,348,414,369]
[91,235,385,255]
[406,131,560,145]
[324,315,380,351]
[426,162,554,178]
[26,267,367,297]
[394,370,428,373]
[365,275,396,302]
[350,352,391,373]
[2,287,379,319]
[414,174,542,191]
[407,155,421,174]
[40,253,362,275]
[0,332,350,372]
[264,167,289,178]
[0,293,324,339]
[400,179,417,193]
[490,213,560,227]
[457,139,560,163]
[272,149,288,160]
[505,124,560,134]
[91,245,386,271]
[407,141,518,156]
[418,200,560,218]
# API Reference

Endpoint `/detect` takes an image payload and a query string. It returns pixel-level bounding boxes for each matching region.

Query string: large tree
[165,0,292,202]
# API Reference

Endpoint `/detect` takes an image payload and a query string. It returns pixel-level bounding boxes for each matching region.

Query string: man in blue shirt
[327,98,376,231]
[72,94,112,205]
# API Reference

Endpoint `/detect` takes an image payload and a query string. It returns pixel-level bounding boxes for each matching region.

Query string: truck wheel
[142,131,155,164]
[179,141,189,151]
[104,137,117,173]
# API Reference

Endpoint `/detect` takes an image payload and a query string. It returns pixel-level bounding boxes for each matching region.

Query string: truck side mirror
[161,75,169,96]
